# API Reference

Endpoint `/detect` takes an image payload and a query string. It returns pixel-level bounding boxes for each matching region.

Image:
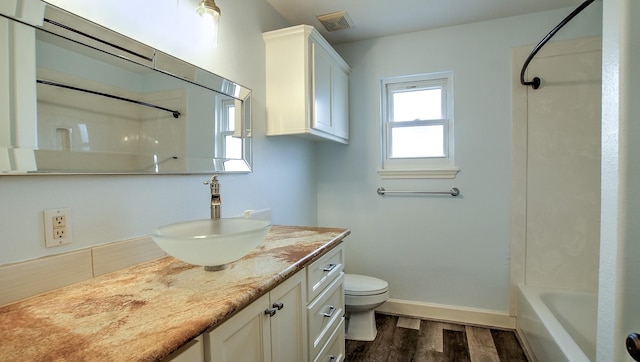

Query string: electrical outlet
[53,228,66,239]
[44,208,72,247]
[53,215,66,228]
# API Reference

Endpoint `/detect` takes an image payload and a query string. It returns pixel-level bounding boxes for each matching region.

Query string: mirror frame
[0,3,253,175]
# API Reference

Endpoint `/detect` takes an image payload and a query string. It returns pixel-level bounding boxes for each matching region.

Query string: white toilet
[344,274,389,341]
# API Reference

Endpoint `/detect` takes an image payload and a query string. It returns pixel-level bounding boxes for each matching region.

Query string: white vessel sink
[151,218,271,270]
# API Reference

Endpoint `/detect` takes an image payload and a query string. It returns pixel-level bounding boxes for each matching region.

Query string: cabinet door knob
[322,263,338,272]
[272,302,284,310]
[264,308,277,317]
[627,333,640,361]
[322,305,337,318]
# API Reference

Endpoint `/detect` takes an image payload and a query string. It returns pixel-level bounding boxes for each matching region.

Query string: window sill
[377,168,459,179]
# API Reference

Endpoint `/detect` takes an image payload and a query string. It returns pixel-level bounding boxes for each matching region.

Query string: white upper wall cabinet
[263,25,350,144]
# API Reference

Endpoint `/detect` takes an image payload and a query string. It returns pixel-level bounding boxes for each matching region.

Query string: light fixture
[196,0,221,47]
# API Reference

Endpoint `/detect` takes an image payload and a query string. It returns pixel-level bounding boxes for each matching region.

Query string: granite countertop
[0,225,350,361]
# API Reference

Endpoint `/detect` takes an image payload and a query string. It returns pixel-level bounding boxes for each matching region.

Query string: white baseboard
[375,298,516,330]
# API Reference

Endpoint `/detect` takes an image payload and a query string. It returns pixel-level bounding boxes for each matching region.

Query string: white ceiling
[265,0,586,44]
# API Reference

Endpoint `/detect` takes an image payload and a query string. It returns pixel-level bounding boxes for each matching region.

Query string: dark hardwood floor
[345,314,529,362]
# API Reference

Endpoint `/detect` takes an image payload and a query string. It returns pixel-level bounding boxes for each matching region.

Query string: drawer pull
[264,308,277,317]
[322,305,337,318]
[323,263,338,272]
[329,356,338,362]
[272,302,284,310]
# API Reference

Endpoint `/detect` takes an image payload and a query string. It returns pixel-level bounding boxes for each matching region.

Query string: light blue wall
[1,0,605,315]
[0,0,317,265]
[318,5,603,312]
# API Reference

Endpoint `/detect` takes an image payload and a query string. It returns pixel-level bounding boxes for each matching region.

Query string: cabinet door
[270,270,308,362]
[311,41,334,135]
[205,294,271,362]
[163,335,204,362]
[332,68,349,140]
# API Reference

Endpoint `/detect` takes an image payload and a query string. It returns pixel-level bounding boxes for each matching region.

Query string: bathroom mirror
[0,4,252,174]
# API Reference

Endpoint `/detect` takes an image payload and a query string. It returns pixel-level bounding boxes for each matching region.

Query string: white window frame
[214,98,239,159]
[378,72,459,179]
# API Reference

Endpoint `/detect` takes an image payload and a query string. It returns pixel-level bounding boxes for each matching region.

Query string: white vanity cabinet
[203,269,307,362]
[200,243,346,362]
[263,25,350,144]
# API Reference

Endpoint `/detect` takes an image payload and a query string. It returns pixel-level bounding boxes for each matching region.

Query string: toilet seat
[345,274,388,296]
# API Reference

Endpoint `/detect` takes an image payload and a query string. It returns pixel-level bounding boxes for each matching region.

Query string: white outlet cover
[44,208,72,248]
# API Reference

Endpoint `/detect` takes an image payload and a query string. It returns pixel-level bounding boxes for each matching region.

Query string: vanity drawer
[307,243,344,301]
[308,272,344,361]
[313,317,345,362]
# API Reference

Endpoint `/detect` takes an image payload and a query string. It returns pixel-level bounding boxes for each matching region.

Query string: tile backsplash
[0,236,165,306]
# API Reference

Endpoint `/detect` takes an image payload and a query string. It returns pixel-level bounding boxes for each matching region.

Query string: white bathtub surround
[510,34,602,361]
[511,36,602,298]
[517,285,596,362]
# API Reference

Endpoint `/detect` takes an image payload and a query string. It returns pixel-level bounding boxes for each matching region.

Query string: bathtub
[517,285,597,362]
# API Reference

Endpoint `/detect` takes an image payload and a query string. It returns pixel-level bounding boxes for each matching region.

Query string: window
[215,97,247,171]
[379,72,458,179]
[219,99,242,159]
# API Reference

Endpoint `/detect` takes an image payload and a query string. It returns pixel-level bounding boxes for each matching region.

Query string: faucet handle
[204,175,220,195]
[204,175,218,185]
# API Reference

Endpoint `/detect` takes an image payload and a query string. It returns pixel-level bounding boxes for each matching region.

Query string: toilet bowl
[344,274,389,341]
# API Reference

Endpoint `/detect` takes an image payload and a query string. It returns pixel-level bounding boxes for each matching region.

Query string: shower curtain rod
[37,79,181,118]
[520,0,596,89]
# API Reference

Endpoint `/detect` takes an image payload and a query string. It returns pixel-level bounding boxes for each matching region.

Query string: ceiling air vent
[317,11,354,32]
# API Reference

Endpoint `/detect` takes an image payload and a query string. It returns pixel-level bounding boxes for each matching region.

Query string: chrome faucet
[204,175,221,219]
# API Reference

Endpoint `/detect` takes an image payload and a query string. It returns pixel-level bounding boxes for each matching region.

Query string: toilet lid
[344,274,388,296]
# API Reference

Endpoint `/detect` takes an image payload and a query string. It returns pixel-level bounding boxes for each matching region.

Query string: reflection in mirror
[1,4,252,174]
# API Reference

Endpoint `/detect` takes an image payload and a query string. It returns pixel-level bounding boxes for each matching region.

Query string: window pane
[227,106,236,131]
[393,88,442,121]
[225,135,242,159]
[390,125,444,158]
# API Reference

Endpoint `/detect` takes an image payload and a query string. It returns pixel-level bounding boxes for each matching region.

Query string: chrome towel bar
[376,187,460,197]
